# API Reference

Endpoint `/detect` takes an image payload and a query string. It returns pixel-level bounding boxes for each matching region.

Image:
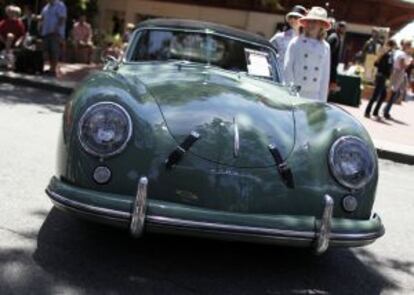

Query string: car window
[129,29,279,81]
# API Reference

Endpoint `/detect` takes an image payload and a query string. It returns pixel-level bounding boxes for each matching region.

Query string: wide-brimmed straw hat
[285,5,307,22]
[299,6,331,30]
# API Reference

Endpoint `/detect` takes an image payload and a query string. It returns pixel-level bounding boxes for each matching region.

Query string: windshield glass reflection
[129,29,277,80]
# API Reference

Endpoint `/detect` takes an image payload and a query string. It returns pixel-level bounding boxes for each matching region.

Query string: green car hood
[128,64,295,168]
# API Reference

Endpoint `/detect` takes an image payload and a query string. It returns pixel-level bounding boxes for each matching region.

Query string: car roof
[135,18,272,47]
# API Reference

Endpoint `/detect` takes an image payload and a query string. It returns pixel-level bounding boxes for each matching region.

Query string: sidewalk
[0,64,413,164]
[337,100,414,164]
[0,63,101,94]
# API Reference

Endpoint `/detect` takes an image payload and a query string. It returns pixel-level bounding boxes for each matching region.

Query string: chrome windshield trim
[124,26,280,82]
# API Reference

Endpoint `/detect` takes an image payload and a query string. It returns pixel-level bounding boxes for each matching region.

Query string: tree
[65,0,98,20]
[260,0,283,10]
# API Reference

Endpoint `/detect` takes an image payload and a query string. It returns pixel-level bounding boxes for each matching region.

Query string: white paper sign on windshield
[245,49,271,77]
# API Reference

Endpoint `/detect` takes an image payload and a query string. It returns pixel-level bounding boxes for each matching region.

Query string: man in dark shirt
[21,5,39,38]
[327,21,347,90]
[362,29,382,62]
[364,39,397,118]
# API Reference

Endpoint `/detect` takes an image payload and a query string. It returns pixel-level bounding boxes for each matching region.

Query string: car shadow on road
[0,83,67,113]
[7,208,400,295]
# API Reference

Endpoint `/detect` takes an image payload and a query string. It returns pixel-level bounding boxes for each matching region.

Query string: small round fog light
[342,195,358,213]
[93,166,112,184]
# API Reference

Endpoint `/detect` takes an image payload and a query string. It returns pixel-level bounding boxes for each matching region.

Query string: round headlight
[78,102,132,158]
[329,136,376,189]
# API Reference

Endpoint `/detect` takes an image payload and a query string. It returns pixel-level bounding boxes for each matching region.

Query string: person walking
[364,39,397,118]
[284,6,331,102]
[327,21,347,91]
[383,39,413,119]
[40,0,67,76]
[270,5,307,82]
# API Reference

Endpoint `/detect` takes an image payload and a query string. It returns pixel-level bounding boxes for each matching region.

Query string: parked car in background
[46,19,384,254]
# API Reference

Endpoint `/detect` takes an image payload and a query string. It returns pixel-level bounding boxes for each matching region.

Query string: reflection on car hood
[122,64,295,168]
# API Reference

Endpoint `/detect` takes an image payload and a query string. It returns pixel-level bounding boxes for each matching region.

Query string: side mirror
[102,55,119,71]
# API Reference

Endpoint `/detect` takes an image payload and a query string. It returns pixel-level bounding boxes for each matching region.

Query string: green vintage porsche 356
[46,19,384,254]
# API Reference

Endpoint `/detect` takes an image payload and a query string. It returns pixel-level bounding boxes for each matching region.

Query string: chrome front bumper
[46,177,384,254]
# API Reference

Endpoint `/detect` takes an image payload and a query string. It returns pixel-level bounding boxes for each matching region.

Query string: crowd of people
[271,5,339,103]
[365,39,413,119]
[270,5,413,119]
[0,0,133,76]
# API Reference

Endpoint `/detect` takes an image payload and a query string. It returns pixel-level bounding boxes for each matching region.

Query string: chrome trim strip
[233,117,240,158]
[46,188,131,219]
[130,177,148,238]
[146,215,315,238]
[146,215,383,242]
[315,195,334,254]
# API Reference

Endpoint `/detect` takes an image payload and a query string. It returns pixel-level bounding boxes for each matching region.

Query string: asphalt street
[0,83,413,295]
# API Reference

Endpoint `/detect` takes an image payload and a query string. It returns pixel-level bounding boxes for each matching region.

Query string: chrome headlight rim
[78,101,133,158]
[329,135,376,190]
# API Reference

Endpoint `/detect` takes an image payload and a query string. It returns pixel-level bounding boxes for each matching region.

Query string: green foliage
[66,0,98,19]
[260,0,281,9]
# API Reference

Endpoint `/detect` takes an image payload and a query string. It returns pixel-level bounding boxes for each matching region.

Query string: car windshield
[129,29,279,81]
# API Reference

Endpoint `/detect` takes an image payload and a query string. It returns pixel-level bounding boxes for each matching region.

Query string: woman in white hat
[284,7,331,102]
[270,5,307,81]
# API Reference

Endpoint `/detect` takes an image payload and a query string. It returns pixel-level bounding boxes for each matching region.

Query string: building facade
[97,0,414,37]
[98,0,414,64]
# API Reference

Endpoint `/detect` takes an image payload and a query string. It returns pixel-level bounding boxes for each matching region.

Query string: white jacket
[284,36,331,102]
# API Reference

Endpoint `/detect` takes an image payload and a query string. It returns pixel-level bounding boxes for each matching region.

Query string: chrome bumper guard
[314,195,334,255]
[129,177,335,254]
[48,177,381,253]
[129,177,148,238]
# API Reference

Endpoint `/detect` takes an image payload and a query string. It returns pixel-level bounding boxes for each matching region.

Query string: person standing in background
[383,39,413,119]
[0,0,5,21]
[327,21,347,91]
[0,6,25,51]
[364,39,397,118]
[284,7,331,102]
[270,5,307,82]
[123,23,135,44]
[404,59,414,101]
[0,6,25,69]
[71,15,94,64]
[112,13,121,35]
[362,28,382,62]
[40,0,67,76]
[21,5,39,38]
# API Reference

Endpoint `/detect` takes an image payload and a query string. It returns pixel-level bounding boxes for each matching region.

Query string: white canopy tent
[392,21,414,44]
